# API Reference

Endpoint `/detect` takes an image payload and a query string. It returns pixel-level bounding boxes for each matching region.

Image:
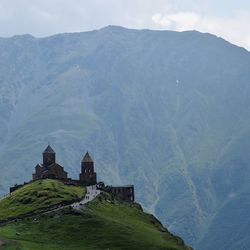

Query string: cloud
[152,11,250,51]
[152,12,201,29]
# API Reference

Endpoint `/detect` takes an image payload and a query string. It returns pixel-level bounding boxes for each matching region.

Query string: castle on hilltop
[11,145,134,202]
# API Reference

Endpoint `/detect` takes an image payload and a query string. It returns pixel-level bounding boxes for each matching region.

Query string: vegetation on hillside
[0,192,192,250]
[0,179,85,220]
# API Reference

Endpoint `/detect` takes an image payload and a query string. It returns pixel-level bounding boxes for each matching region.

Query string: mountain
[0,180,191,250]
[0,26,250,249]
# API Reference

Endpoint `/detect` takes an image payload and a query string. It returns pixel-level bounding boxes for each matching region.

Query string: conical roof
[82,151,93,162]
[43,145,55,154]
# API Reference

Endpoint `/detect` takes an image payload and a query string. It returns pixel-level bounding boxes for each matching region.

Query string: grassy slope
[0,179,85,220]
[0,189,191,250]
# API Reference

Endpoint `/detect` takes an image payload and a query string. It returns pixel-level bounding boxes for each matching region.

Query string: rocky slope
[0,26,250,249]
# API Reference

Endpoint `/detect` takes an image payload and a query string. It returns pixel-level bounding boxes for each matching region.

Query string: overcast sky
[0,0,249,50]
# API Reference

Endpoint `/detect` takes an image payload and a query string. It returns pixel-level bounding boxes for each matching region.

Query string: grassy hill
[0,179,85,220]
[0,180,191,250]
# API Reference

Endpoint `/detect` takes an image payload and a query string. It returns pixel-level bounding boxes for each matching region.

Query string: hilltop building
[79,152,97,185]
[105,185,134,202]
[32,145,68,180]
[10,145,134,202]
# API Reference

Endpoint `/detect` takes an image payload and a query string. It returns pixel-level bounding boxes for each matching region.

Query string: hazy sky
[0,0,249,50]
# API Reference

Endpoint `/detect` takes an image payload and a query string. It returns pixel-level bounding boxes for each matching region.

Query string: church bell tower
[79,151,97,185]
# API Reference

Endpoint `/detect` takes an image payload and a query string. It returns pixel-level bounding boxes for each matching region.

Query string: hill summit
[0,179,192,250]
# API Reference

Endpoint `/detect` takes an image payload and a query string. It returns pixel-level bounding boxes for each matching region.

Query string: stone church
[21,145,134,202]
[32,145,68,180]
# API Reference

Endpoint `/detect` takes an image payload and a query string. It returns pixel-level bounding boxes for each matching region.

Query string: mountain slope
[0,26,250,249]
[197,192,250,250]
[0,181,191,250]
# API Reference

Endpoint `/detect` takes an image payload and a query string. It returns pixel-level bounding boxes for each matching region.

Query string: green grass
[0,193,191,250]
[0,179,85,221]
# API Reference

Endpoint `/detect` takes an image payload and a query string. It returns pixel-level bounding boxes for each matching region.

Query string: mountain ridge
[1,25,248,54]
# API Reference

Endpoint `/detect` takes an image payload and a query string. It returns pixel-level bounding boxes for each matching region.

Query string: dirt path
[43,185,100,214]
[71,185,100,210]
